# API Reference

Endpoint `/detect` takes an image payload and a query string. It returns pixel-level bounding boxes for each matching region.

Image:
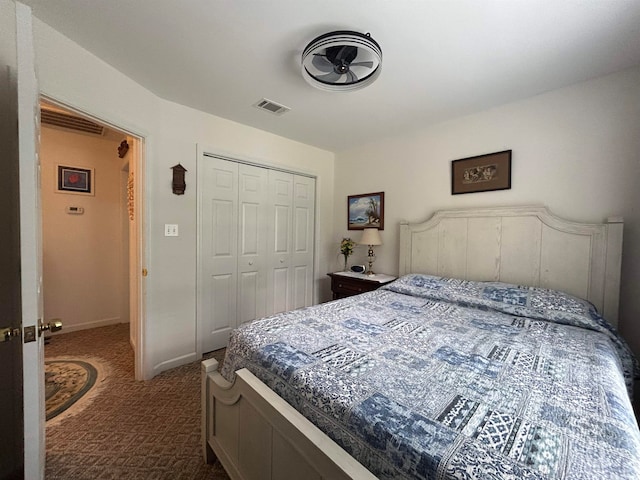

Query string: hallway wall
[41,125,129,332]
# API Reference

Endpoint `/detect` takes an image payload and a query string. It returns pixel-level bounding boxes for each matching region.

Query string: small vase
[343,255,349,271]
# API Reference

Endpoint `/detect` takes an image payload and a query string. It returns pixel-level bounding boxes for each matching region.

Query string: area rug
[45,357,105,423]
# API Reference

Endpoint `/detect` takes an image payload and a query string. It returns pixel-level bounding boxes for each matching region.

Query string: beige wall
[32,13,639,374]
[41,126,128,332]
[32,18,335,378]
[334,66,640,357]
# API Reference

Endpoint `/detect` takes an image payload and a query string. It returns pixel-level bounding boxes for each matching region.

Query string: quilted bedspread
[221,274,640,480]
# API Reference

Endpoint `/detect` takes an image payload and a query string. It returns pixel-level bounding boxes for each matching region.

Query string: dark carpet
[45,323,230,480]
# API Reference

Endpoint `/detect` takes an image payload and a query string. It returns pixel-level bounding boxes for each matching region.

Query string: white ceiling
[22,0,640,152]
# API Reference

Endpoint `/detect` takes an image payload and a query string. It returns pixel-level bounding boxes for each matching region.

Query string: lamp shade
[359,228,382,246]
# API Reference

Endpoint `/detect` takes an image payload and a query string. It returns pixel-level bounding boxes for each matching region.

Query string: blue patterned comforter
[221,274,640,479]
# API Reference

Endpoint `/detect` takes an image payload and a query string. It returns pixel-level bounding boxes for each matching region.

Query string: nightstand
[327,272,396,300]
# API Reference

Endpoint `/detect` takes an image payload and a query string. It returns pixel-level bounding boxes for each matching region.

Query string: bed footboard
[201,358,376,480]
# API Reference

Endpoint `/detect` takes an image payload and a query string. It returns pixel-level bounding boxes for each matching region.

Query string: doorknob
[38,319,63,336]
[0,327,21,343]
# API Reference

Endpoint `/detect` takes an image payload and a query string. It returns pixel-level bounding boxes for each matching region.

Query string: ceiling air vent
[41,109,105,136]
[253,98,290,116]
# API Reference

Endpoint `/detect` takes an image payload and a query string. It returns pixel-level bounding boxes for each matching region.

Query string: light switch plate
[164,224,179,236]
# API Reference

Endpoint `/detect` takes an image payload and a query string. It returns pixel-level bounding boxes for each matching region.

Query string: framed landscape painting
[348,192,384,230]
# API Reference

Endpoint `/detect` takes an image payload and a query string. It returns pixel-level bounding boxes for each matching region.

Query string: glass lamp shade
[359,228,382,246]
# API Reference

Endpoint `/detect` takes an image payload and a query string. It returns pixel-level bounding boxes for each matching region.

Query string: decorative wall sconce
[171,164,187,195]
[118,140,129,158]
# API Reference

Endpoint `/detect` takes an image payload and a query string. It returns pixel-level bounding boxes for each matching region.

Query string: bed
[202,205,639,479]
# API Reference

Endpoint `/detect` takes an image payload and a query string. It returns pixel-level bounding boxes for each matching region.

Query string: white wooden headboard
[399,206,623,326]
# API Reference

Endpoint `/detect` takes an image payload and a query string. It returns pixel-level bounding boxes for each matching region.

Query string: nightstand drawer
[327,272,396,300]
[334,278,375,295]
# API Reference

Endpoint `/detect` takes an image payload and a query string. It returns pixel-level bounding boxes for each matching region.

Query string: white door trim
[37,93,150,381]
[201,150,318,179]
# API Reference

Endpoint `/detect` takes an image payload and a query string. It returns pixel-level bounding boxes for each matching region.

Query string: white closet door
[291,175,315,309]
[237,164,268,324]
[199,154,316,352]
[266,170,294,315]
[200,158,238,352]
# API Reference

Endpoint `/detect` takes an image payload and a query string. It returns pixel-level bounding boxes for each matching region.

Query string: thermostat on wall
[66,206,84,215]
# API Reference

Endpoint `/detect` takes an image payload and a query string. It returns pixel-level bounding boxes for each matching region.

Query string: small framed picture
[451,150,512,195]
[57,165,94,196]
[348,192,384,230]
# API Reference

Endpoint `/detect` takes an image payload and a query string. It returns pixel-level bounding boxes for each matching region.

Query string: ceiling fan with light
[301,30,382,92]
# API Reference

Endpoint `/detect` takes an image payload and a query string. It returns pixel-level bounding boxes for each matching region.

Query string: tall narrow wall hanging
[127,171,134,220]
[171,164,187,195]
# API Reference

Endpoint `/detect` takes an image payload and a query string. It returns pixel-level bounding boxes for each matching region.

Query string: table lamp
[359,228,382,275]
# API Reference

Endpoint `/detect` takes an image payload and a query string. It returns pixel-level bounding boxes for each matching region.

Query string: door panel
[293,265,311,310]
[294,207,310,253]
[201,159,238,352]
[237,165,267,323]
[238,271,259,323]
[266,172,315,313]
[241,203,259,254]
[267,171,293,315]
[291,176,315,309]
[212,200,235,256]
[274,205,291,253]
[271,268,290,314]
[211,274,235,330]
[0,1,25,476]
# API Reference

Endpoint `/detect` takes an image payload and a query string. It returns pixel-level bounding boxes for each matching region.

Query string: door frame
[38,94,149,381]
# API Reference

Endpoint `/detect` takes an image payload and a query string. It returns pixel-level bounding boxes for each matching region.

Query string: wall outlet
[164,224,179,236]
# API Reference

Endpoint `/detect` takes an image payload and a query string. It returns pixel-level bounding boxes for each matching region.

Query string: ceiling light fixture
[301,30,382,92]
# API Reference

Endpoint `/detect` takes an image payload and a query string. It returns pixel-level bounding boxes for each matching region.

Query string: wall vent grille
[41,109,105,135]
[253,98,290,116]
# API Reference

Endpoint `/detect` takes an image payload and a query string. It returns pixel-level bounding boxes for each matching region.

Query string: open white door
[16,2,46,478]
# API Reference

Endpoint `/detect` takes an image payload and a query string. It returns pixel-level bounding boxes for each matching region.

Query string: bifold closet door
[266,170,293,314]
[200,155,315,352]
[266,171,315,315]
[291,175,315,310]
[237,165,268,324]
[201,158,239,352]
[200,158,268,352]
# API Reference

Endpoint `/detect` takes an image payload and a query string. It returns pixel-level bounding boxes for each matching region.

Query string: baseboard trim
[48,317,127,335]
[153,352,198,376]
